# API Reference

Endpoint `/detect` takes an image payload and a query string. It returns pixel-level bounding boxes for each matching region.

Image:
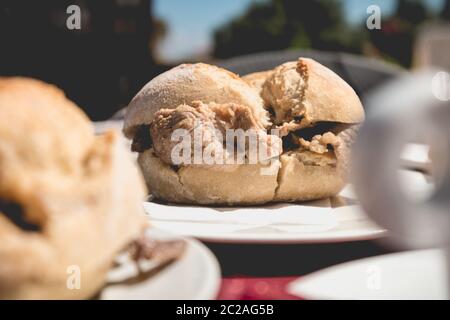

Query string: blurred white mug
[352,70,450,297]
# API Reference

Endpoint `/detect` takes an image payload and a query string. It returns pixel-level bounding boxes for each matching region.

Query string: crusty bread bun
[124,63,269,139]
[242,70,274,94]
[124,59,364,205]
[137,148,346,205]
[261,58,365,124]
[0,77,147,299]
[138,149,280,205]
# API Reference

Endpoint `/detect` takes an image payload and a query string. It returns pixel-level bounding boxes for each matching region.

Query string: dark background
[0,0,448,120]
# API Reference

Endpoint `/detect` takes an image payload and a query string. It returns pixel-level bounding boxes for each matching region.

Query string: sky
[154,0,445,62]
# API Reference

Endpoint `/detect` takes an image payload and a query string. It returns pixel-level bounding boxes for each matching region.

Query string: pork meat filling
[131,101,357,168]
[144,101,283,166]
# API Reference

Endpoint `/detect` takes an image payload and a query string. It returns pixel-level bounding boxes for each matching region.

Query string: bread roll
[124,59,364,205]
[0,78,148,299]
[242,70,274,94]
[124,63,269,138]
[261,58,364,125]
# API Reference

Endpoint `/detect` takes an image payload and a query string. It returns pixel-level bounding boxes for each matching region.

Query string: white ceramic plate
[143,170,435,244]
[143,184,386,244]
[144,206,385,244]
[288,249,448,300]
[100,228,221,300]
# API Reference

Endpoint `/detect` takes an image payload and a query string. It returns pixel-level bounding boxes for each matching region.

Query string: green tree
[213,0,362,59]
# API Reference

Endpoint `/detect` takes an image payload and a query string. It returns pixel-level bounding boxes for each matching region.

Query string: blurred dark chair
[216,49,403,100]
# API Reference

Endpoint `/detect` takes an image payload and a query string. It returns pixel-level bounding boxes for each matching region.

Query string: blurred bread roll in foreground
[0,77,148,299]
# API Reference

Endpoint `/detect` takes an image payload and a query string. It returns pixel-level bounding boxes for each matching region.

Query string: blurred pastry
[0,77,148,299]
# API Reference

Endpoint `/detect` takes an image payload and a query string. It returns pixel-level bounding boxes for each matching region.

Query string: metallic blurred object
[352,70,450,298]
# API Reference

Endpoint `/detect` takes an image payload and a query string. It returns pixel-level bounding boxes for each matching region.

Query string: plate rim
[162,227,387,244]
[101,227,221,300]
[287,248,445,300]
[144,202,387,244]
[185,235,222,299]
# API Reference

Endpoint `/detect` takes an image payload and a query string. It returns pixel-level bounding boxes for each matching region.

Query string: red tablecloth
[217,277,302,300]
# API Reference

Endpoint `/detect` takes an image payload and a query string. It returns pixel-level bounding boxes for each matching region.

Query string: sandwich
[123,58,364,205]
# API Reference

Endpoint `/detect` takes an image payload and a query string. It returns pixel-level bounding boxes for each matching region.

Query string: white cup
[352,70,450,297]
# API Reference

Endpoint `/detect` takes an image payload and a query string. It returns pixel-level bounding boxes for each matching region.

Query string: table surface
[207,239,398,300]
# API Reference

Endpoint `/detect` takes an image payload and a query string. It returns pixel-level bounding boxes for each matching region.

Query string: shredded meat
[130,236,186,262]
[131,98,358,170]
[149,101,282,165]
[293,126,357,172]
[277,120,303,137]
[209,102,263,131]
[298,132,339,154]
[149,102,215,164]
